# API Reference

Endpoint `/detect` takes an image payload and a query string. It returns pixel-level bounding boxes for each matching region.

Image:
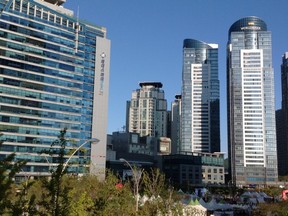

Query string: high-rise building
[277,53,288,176]
[276,109,286,176]
[126,82,167,138]
[180,39,220,153]
[0,0,110,180]
[170,94,181,154]
[227,17,278,185]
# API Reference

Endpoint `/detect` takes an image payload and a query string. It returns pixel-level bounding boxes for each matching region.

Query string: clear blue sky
[65,0,288,154]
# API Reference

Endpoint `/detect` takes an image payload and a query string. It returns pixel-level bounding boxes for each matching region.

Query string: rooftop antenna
[77,5,80,23]
[121,125,126,132]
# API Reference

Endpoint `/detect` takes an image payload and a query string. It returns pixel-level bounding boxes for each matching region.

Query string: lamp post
[62,138,100,174]
[120,158,143,212]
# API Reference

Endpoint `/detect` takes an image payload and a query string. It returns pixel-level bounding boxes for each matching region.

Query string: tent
[183,198,207,216]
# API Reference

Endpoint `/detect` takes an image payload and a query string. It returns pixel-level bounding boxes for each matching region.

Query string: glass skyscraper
[0,0,110,180]
[227,16,278,185]
[180,39,220,153]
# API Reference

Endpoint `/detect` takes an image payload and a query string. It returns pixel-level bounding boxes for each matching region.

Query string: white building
[127,82,167,138]
[181,39,220,153]
[227,16,278,185]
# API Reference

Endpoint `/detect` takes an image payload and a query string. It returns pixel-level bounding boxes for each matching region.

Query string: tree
[37,128,72,216]
[253,201,288,216]
[9,179,38,216]
[140,168,183,215]
[0,133,26,213]
[142,168,166,198]
[91,171,135,216]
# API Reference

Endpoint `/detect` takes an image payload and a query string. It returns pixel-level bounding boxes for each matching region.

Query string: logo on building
[99,52,106,95]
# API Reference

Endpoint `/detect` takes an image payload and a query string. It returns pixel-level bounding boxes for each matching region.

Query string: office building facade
[277,53,288,176]
[127,82,167,138]
[276,109,286,176]
[170,94,181,154]
[227,17,277,185]
[181,39,220,153]
[162,152,225,187]
[0,0,110,179]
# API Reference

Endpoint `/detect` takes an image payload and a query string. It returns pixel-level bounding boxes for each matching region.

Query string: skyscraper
[0,0,110,180]
[227,16,278,185]
[127,82,167,138]
[180,39,220,153]
[170,94,181,154]
[277,53,288,176]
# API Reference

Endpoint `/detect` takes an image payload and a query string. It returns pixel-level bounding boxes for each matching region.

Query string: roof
[139,82,163,88]
[43,0,66,6]
[183,39,218,49]
[229,16,267,35]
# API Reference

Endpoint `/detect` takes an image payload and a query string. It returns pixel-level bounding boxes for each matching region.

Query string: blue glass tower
[180,39,220,153]
[227,17,278,185]
[0,0,110,180]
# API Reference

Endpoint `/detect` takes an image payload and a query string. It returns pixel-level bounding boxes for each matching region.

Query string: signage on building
[159,137,171,154]
[240,26,261,31]
[99,52,106,95]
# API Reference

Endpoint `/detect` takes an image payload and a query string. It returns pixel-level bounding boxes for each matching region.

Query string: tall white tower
[181,39,220,153]
[227,16,278,185]
[127,82,167,138]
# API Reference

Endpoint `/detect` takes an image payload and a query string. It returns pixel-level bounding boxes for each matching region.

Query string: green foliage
[69,191,94,216]
[37,128,72,216]
[0,131,183,215]
[139,168,183,216]
[0,134,26,213]
[92,171,135,216]
[0,168,184,216]
[262,186,282,197]
[251,187,288,216]
[142,168,165,198]
[253,201,288,216]
[279,175,288,182]
[8,179,38,216]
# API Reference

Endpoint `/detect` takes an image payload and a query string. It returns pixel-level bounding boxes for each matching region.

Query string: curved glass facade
[0,0,110,178]
[183,39,215,49]
[227,17,278,185]
[229,16,267,36]
[181,39,220,154]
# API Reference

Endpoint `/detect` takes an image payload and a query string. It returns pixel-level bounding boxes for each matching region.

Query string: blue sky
[65,0,288,154]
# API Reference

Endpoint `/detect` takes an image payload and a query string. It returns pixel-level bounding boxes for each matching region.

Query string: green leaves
[0,134,26,213]
[0,131,183,215]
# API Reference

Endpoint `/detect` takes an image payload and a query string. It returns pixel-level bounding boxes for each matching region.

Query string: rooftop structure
[139,82,163,88]
[127,82,168,138]
[42,0,66,6]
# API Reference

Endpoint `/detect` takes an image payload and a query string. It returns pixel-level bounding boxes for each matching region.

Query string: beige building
[126,82,167,138]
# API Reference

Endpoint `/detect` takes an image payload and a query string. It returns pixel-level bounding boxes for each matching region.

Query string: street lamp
[62,138,100,173]
[119,158,143,212]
